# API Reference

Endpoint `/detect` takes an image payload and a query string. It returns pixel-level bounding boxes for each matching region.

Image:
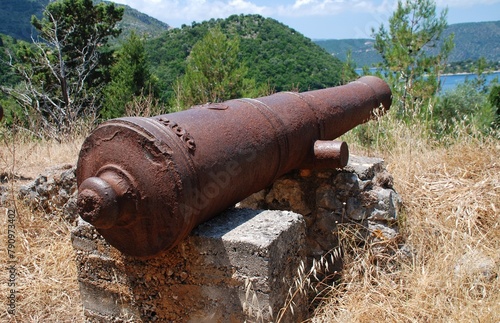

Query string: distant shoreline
[356,68,500,77]
[441,70,500,76]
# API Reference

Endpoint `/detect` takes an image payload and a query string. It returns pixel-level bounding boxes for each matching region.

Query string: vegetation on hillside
[437,20,500,62]
[147,14,344,103]
[373,0,454,117]
[314,38,382,68]
[315,20,500,71]
[0,0,123,140]
[0,0,169,43]
[0,0,48,41]
[172,27,263,110]
[101,31,157,119]
[0,34,23,87]
[99,0,170,42]
[1,3,346,136]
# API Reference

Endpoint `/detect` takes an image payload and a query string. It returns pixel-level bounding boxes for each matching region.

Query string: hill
[0,0,47,41]
[0,34,25,86]
[100,1,170,41]
[146,14,344,101]
[0,0,169,42]
[314,20,500,67]
[441,21,500,62]
[314,38,380,68]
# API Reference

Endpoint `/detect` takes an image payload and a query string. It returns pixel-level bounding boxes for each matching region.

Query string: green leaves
[373,0,454,118]
[102,32,154,119]
[173,27,252,109]
[1,0,124,140]
[146,15,344,103]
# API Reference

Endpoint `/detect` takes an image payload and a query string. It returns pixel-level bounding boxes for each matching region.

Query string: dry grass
[1,114,499,322]
[0,133,83,179]
[1,132,85,322]
[313,119,500,322]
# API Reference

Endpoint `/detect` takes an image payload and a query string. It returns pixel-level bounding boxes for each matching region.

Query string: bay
[355,68,500,93]
[440,72,500,92]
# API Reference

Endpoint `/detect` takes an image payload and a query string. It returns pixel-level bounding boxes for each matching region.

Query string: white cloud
[111,0,500,28]
[274,0,396,17]
[292,0,315,9]
[437,0,500,6]
[113,0,398,21]
[115,0,270,22]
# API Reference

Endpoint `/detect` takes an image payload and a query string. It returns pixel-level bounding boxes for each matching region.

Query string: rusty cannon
[76,76,392,257]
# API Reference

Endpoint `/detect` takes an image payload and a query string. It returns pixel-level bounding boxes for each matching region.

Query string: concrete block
[72,208,307,322]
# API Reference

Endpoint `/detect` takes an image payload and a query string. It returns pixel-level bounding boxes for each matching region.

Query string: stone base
[240,155,402,259]
[72,208,307,322]
[70,155,402,322]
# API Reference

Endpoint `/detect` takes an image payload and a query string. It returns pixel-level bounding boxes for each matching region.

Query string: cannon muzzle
[76,76,391,257]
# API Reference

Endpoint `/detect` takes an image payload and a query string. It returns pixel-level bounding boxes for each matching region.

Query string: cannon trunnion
[76,76,392,257]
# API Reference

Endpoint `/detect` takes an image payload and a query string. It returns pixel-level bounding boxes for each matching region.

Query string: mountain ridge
[314,20,500,67]
[0,0,170,42]
[145,14,344,102]
[1,1,498,70]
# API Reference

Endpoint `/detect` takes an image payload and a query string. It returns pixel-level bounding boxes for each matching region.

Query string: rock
[346,197,367,220]
[237,155,403,260]
[264,178,312,216]
[454,249,497,281]
[18,164,78,222]
[316,184,343,213]
[368,188,402,221]
[343,155,385,180]
[0,185,10,206]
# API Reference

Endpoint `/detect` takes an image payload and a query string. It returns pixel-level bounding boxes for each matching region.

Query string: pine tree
[173,27,250,109]
[1,0,123,139]
[372,0,454,118]
[102,32,154,119]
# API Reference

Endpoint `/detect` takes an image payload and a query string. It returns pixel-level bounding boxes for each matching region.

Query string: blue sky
[111,0,500,39]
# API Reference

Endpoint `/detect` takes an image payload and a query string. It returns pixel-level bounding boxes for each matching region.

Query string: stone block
[240,154,402,259]
[72,208,307,322]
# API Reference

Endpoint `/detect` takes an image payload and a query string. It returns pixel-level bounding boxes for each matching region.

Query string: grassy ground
[0,118,498,322]
[0,136,85,322]
[314,118,500,322]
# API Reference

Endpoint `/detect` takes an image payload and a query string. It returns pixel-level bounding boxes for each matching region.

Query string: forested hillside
[0,0,169,42]
[146,14,344,101]
[0,0,48,40]
[0,3,345,121]
[314,38,380,68]
[100,0,170,41]
[315,20,500,68]
[0,34,24,86]
[440,21,500,62]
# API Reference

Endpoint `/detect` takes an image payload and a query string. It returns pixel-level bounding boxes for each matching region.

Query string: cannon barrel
[76,76,391,257]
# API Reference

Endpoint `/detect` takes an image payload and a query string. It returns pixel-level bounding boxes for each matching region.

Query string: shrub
[432,80,495,137]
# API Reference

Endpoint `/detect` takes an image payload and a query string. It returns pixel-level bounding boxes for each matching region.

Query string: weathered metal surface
[300,140,349,170]
[76,76,392,257]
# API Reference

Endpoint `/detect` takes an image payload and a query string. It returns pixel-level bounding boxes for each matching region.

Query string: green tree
[0,0,123,139]
[173,27,252,109]
[433,80,495,136]
[340,49,358,84]
[102,32,156,119]
[489,84,500,127]
[372,0,454,118]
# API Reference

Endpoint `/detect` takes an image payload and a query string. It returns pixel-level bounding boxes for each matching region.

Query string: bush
[489,84,500,126]
[432,80,496,137]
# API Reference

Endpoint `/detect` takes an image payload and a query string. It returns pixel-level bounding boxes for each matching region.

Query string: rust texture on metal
[76,76,392,257]
[300,140,349,170]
